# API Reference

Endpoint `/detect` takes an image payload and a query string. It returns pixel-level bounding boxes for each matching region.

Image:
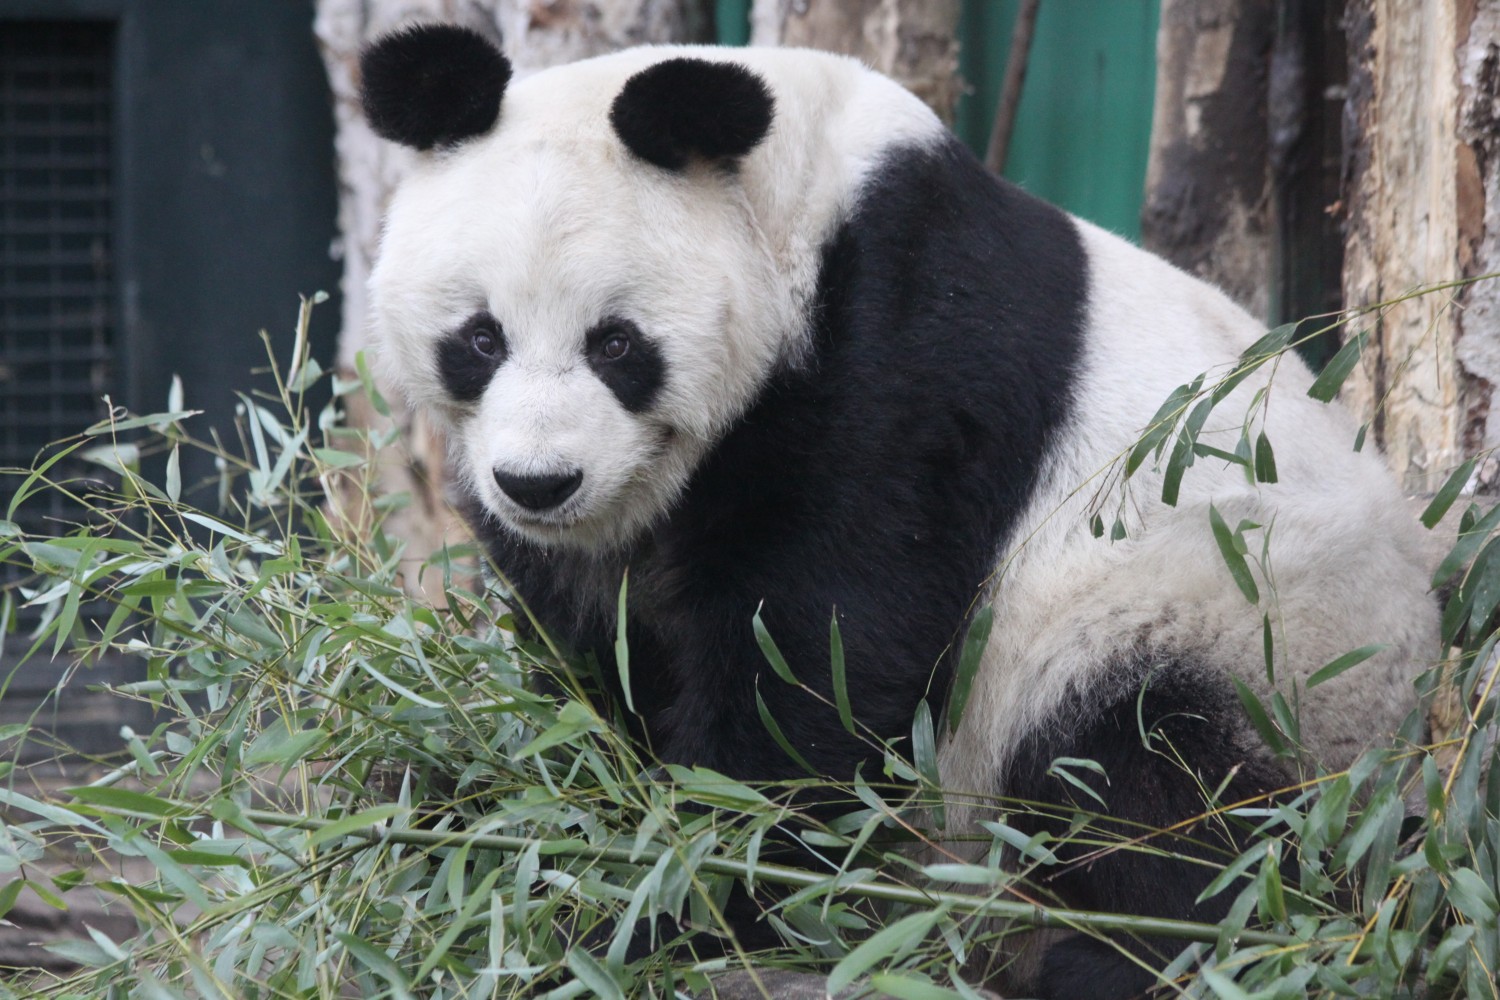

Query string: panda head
[362,27,939,549]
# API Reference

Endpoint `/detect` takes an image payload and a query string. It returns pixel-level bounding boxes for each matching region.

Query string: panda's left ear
[360,24,511,151]
[610,58,774,171]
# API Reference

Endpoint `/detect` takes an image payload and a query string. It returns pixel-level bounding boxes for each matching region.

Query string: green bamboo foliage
[0,279,1496,998]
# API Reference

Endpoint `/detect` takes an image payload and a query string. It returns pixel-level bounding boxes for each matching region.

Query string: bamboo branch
[242,807,1298,947]
[983,0,1041,175]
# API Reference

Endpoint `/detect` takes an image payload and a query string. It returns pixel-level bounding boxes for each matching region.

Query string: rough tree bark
[1342,0,1500,493]
[749,0,962,122]
[313,0,709,597]
[1141,0,1276,319]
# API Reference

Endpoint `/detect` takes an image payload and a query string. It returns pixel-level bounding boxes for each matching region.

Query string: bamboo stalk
[983,0,1041,175]
[243,807,1297,947]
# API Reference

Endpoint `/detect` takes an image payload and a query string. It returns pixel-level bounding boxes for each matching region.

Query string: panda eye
[600,332,630,361]
[470,326,500,358]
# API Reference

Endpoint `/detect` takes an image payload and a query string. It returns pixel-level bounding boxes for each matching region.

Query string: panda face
[369,87,792,549]
[363,33,944,551]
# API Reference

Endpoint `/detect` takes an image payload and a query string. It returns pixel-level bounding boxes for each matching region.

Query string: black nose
[493,468,583,511]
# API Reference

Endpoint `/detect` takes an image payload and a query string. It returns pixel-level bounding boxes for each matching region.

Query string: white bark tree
[1341,0,1500,494]
[1141,0,1274,318]
[1142,1,1500,496]
[750,0,961,122]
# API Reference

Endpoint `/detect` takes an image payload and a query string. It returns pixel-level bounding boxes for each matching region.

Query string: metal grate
[0,21,116,612]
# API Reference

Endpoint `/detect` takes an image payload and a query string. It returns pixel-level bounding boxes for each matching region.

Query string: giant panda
[359,24,1437,998]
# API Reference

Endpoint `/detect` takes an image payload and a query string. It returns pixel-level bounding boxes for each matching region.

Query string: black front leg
[641,592,945,798]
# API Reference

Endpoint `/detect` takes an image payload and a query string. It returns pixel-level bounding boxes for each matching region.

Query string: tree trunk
[313,0,709,598]
[1341,0,1500,493]
[749,0,962,122]
[1141,0,1275,319]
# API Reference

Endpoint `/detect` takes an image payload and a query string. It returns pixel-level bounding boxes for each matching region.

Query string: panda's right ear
[360,24,511,151]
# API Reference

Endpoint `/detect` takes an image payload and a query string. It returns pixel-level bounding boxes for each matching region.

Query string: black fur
[609,59,774,170]
[360,24,510,151]
[469,136,1087,787]
[436,311,507,403]
[585,318,666,414]
[1005,659,1293,1000]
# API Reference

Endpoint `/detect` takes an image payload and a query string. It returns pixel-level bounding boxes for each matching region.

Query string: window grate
[0,21,116,619]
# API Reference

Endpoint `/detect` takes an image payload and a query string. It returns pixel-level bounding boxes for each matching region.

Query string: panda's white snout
[492,467,584,512]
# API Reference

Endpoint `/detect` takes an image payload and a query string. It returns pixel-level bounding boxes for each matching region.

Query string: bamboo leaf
[335,932,414,1000]
[0,879,24,921]
[84,411,198,435]
[7,440,87,520]
[566,945,626,1000]
[920,863,1006,885]
[867,973,966,1000]
[912,699,939,790]
[1161,434,1192,507]
[165,445,181,502]
[1253,431,1278,484]
[1307,644,1387,689]
[355,350,390,417]
[243,722,328,768]
[305,804,407,850]
[51,582,80,659]
[1126,376,1203,476]
[947,606,992,734]
[1448,868,1499,922]
[1197,843,1263,904]
[615,571,635,715]
[1231,677,1287,757]
[754,685,816,776]
[1209,504,1259,603]
[979,820,1058,866]
[1047,757,1108,809]
[1423,458,1477,529]
[1307,328,1368,402]
[67,786,186,820]
[1259,842,1286,923]
[830,610,853,735]
[827,908,944,995]
[43,937,116,969]
[1237,322,1298,364]
[752,604,798,685]
[1262,614,1275,685]
[513,700,599,757]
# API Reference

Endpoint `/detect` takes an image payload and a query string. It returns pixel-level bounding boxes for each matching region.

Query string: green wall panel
[715,0,751,45]
[957,0,1159,242]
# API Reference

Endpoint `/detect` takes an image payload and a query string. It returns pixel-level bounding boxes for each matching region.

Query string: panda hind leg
[1002,659,1296,1000]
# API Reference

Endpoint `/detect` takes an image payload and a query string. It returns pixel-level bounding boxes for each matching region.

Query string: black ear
[609,58,774,170]
[360,24,511,151]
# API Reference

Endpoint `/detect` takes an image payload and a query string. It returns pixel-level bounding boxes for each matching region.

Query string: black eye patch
[585,318,665,413]
[436,311,507,403]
